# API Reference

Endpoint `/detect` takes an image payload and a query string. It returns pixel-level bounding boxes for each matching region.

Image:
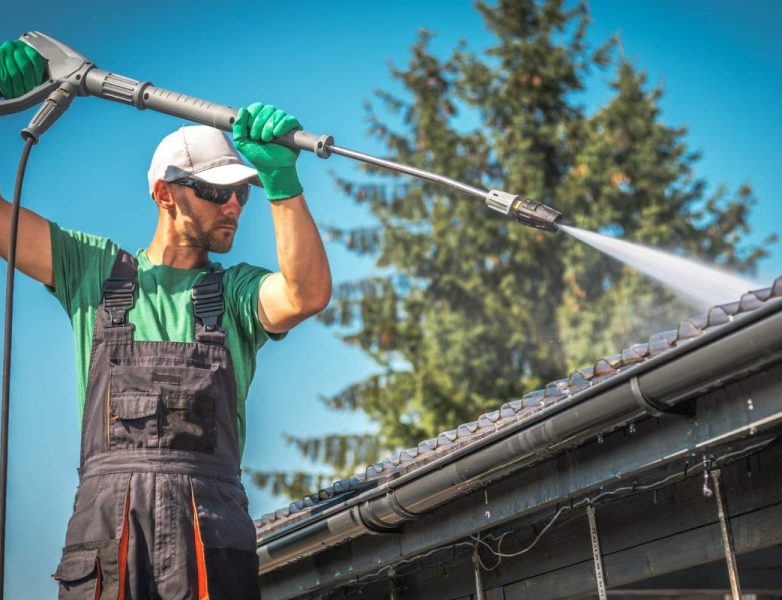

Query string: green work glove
[0,40,46,99]
[232,103,303,201]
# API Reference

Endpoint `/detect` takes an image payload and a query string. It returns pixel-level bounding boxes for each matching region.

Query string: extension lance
[0,31,563,232]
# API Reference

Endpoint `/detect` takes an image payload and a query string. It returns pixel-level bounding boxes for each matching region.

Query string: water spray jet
[559,224,760,309]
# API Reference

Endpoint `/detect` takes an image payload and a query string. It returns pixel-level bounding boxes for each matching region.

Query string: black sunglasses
[172,179,251,206]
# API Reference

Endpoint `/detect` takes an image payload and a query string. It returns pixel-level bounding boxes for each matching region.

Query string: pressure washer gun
[0,32,561,232]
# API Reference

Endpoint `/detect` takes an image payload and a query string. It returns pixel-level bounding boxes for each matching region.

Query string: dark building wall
[262,362,782,599]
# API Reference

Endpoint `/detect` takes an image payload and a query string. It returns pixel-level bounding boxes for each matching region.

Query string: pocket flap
[112,395,158,419]
[162,393,214,412]
[53,548,98,581]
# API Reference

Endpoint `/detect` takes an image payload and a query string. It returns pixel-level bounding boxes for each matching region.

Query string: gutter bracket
[472,544,487,600]
[711,469,743,599]
[630,376,695,417]
[587,504,608,600]
[388,569,401,600]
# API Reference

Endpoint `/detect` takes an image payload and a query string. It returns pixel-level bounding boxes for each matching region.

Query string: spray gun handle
[21,81,79,143]
[0,32,96,142]
[0,80,59,116]
[0,32,92,116]
[3,32,334,155]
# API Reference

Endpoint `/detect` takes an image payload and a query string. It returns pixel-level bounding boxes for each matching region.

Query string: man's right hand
[0,40,46,99]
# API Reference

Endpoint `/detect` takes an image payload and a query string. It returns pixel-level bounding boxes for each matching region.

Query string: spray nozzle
[485,189,561,232]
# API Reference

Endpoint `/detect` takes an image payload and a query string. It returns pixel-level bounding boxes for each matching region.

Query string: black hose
[0,135,35,600]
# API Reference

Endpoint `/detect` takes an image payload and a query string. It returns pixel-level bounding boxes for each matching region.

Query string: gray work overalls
[53,250,260,599]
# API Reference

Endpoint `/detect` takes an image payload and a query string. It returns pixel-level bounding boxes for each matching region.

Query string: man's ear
[152,180,177,211]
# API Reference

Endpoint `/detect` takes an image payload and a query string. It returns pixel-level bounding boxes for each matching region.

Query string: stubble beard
[183,216,236,254]
[173,188,239,254]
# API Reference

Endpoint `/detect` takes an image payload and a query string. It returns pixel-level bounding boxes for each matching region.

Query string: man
[0,40,331,598]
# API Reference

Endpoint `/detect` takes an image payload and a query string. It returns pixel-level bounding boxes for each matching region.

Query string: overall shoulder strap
[192,269,227,345]
[100,249,138,329]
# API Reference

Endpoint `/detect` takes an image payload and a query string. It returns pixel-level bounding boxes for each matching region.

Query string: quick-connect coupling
[485,189,561,232]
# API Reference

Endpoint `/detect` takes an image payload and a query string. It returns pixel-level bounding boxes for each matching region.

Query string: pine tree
[248,0,773,498]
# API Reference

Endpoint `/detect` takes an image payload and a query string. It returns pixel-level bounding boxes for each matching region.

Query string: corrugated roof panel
[457,421,481,437]
[593,358,616,377]
[478,410,502,427]
[706,305,731,327]
[438,429,459,444]
[418,438,439,453]
[720,301,741,316]
[400,447,420,462]
[676,320,703,341]
[522,389,546,404]
[567,372,591,393]
[689,314,709,330]
[648,336,674,356]
[739,292,764,311]
[499,402,518,419]
[651,329,678,345]
[574,365,596,380]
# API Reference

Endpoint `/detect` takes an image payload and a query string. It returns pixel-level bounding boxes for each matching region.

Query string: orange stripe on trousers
[190,483,210,600]
[117,483,130,600]
[94,558,102,600]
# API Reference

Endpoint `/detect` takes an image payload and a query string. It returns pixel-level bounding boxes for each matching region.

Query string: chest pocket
[108,360,219,453]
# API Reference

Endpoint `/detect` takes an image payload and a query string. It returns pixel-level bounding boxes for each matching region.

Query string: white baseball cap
[147,125,260,195]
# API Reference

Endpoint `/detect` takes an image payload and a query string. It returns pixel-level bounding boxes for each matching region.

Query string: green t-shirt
[45,220,282,457]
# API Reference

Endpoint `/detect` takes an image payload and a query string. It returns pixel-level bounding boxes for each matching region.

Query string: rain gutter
[257,297,782,574]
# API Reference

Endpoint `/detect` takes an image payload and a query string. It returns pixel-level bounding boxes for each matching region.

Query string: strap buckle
[192,279,224,332]
[102,278,136,326]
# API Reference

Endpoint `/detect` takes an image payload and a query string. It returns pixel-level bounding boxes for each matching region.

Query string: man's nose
[223,192,244,215]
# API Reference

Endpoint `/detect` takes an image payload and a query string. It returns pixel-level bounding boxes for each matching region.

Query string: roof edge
[257,296,782,573]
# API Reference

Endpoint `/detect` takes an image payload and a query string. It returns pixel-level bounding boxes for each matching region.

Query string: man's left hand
[232,103,304,201]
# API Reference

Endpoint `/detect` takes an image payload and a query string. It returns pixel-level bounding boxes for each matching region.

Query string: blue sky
[1,1,780,596]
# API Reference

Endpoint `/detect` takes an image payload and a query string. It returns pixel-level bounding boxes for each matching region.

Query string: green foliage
[246,470,333,502]
[282,433,381,477]
[252,0,771,500]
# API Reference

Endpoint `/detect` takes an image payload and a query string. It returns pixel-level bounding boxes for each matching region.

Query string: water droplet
[747,398,754,411]
[749,425,757,436]
[597,435,604,445]
[628,422,636,434]
[485,510,491,519]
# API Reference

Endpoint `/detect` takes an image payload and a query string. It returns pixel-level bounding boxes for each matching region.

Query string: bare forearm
[268,194,331,313]
[0,195,54,286]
